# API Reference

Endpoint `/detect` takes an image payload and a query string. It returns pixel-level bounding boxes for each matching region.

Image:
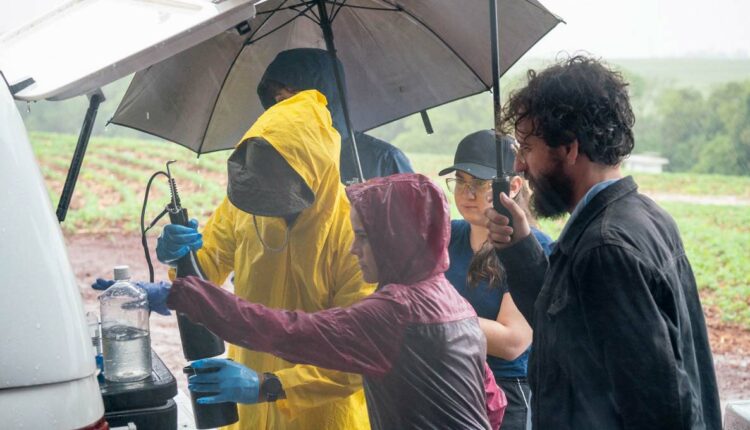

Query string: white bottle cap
[113,265,131,281]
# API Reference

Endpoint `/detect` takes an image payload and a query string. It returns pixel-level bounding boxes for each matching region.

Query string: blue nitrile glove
[91,279,172,316]
[156,219,203,265]
[189,358,260,405]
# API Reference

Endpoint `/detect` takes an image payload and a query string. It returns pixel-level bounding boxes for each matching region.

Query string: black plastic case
[100,349,178,430]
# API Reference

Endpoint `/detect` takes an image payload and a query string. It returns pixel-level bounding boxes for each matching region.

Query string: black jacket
[340,132,413,184]
[498,176,721,429]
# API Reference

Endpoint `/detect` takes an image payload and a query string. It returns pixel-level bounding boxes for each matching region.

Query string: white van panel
[0,375,104,429]
[0,82,99,390]
[0,0,256,101]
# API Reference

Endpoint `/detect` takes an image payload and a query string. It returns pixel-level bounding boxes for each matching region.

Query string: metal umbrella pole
[315,0,365,183]
[489,0,514,226]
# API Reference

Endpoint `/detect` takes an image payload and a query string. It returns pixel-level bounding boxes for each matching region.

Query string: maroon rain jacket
[167,173,506,429]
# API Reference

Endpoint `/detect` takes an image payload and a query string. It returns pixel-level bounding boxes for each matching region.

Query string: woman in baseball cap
[439,130,553,430]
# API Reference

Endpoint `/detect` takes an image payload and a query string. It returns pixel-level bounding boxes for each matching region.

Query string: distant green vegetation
[662,202,750,326]
[31,132,750,328]
[372,57,750,177]
[614,58,750,91]
[407,152,750,198]
[20,58,750,177]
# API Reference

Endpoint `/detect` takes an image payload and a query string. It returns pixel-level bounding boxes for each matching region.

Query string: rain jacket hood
[194,89,374,430]
[227,137,314,217]
[240,89,342,213]
[258,48,348,135]
[346,173,450,286]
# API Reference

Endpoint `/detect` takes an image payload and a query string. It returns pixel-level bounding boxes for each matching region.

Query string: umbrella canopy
[111,0,562,154]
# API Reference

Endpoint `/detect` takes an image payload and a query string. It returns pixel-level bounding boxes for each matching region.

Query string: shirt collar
[557,178,621,243]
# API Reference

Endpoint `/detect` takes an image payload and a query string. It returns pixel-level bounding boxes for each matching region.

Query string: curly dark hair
[501,55,635,165]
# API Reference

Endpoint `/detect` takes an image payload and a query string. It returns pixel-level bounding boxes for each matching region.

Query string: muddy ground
[66,232,750,404]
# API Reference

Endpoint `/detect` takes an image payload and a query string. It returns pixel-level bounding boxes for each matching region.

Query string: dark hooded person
[486,56,722,430]
[257,48,414,183]
[145,174,507,429]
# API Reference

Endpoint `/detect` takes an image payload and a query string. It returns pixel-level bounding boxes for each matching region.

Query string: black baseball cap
[438,130,516,180]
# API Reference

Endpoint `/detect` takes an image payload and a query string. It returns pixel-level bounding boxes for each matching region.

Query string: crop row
[30,132,750,327]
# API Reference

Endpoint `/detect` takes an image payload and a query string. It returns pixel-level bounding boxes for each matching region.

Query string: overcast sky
[525,0,750,58]
[2,0,749,59]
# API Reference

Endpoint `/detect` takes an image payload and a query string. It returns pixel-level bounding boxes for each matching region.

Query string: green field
[31,132,750,327]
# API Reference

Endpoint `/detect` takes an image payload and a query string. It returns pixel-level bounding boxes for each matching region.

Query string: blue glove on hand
[91,279,172,316]
[188,358,260,405]
[156,219,203,265]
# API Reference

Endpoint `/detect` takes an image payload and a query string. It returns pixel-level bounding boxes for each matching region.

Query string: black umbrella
[111,0,562,181]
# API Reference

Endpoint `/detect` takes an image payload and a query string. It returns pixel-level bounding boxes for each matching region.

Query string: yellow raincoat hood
[195,90,373,430]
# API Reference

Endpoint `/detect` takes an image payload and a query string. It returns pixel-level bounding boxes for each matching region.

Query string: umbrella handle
[492,176,514,229]
[489,0,512,228]
[315,0,365,182]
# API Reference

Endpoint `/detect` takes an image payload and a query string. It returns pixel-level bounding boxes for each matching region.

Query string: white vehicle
[0,1,256,428]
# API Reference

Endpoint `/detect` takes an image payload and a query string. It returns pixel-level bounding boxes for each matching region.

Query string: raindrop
[146,111,150,120]
[35,323,41,329]
[26,102,31,113]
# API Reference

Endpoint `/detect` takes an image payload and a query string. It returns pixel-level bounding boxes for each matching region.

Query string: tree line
[374,72,750,177]
[18,65,750,176]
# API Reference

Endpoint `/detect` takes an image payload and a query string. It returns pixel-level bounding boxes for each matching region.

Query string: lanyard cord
[253,214,290,253]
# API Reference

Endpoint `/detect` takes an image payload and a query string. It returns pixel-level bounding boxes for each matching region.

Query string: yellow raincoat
[195,90,374,429]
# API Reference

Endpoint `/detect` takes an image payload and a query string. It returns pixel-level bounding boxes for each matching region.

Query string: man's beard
[527,159,573,219]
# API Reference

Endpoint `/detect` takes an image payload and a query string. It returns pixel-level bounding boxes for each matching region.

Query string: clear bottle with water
[99,265,152,382]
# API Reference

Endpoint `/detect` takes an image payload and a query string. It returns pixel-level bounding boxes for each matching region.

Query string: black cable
[141,170,169,282]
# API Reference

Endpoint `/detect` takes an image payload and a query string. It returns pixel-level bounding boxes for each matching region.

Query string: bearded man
[485,56,721,430]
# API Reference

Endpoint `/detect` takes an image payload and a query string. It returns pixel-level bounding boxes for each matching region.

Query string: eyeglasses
[445,177,492,196]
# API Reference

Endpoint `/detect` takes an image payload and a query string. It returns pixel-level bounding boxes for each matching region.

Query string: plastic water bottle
[99,265,152,382]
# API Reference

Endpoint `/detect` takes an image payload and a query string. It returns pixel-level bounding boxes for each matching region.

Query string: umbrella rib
[376,0,488,90]
[256,0,314,14]
[246,3,318,45]
[329,0,401,22]
[330,0,345,21]
[328,1,400,12]
[201,0,317,153]
[294,4,321,25]
[246,0,289,41]
[195,41,250,155]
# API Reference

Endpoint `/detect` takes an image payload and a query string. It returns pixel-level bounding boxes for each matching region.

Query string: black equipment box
[99,349,178,430]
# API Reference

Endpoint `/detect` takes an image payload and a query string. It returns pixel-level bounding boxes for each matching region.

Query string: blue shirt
[446,220,553,379]
[558,178,621,243]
